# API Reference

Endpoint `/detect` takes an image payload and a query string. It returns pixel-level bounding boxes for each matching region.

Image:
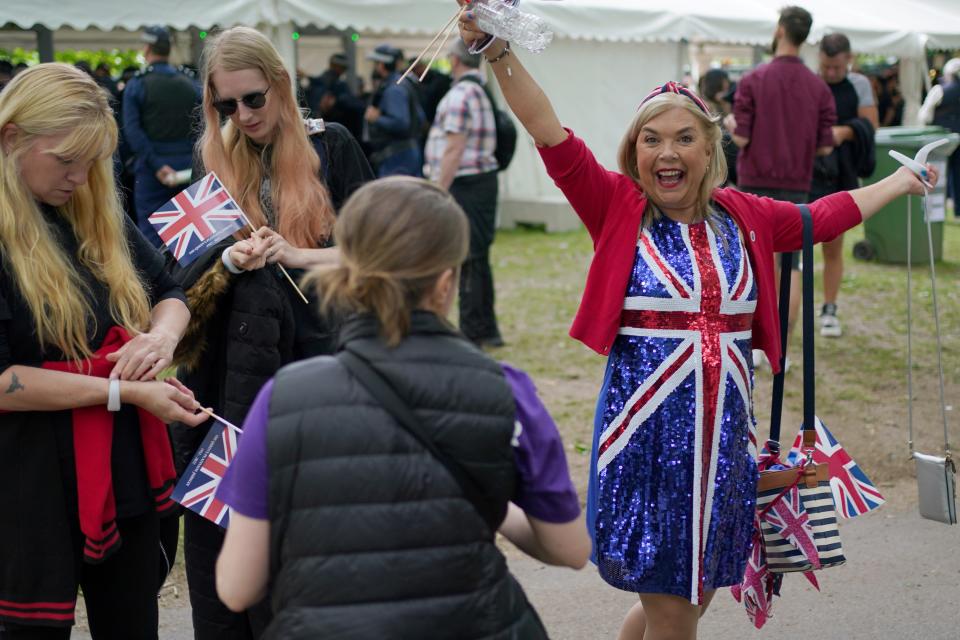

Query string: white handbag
[905,195,956,525]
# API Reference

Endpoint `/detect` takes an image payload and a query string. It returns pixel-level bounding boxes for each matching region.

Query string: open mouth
[656,168,685,189]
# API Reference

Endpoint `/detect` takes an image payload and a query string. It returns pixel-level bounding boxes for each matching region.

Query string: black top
[0,206,186,517]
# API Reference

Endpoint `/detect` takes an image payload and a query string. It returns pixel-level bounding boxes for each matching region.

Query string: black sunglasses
[212,86,271,116]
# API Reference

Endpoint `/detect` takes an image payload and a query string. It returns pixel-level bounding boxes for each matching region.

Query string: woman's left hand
[253,227,302,269]
[106,330,178,381]
[898,163,940,196]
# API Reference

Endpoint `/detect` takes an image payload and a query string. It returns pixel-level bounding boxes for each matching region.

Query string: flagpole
[200,407,244,434]
[420,18,461,82]
[398,6,465,85]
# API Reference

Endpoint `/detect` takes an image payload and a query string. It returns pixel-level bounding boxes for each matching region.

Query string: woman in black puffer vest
[213,177,590,639]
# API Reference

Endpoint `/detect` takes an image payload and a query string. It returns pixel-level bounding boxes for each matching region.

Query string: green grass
[485,215,960,489]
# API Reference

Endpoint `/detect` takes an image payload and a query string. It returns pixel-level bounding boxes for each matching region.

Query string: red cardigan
[538,130,863,373]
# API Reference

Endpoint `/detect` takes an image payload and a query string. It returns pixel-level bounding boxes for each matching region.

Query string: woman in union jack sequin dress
[458,7,938,639]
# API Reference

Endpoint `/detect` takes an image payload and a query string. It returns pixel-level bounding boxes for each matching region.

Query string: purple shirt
[734,56,836,192]
[218,363,581,524]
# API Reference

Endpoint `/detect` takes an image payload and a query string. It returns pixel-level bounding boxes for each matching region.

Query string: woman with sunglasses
[167,26,373,640]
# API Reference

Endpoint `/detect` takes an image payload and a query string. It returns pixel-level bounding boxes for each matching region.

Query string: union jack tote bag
[756,463,845,573]
[758,205,844,574]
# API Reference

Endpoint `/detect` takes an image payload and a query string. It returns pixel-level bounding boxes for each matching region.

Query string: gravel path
[71,481,959,639]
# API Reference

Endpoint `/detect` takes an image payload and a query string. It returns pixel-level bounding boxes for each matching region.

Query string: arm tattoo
[5,372,24,394]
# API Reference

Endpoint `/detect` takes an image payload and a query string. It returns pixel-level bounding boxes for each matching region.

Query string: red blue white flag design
[787,417,886,518]
[762,484,821,569]
[148,172,246,266]
[172,422,238,528]
[598,222,757,604]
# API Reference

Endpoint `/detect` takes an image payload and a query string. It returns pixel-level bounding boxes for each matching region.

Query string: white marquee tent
[5,0,960,227]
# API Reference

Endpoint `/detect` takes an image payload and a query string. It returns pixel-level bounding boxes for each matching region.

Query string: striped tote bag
[757,463,845,573]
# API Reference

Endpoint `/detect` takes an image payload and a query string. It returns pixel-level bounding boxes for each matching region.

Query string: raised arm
[458,3,566,148]
[850,164,938,221]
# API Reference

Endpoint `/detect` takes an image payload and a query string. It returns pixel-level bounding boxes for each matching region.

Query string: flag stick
[420,19,460,82]
[277,263,310,305]
[200,407,244,434]
[397,6,465,85]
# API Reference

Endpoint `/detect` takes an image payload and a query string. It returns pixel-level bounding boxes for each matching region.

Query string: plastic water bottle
[470,0,555,54]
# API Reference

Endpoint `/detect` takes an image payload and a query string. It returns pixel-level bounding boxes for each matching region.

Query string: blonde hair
[0,63,151,362]
[305,177,469,347]
[199,26,335,247]
[617,93,728,226]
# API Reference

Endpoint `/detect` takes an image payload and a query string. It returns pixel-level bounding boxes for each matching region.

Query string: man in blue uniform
[123,26,201,247]
[364,44,425,177]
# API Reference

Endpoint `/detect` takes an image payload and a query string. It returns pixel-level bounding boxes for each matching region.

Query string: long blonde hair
[0,63,151,361]
[199,26,335,247]
[617,92,728,226]
[305,177,469,347]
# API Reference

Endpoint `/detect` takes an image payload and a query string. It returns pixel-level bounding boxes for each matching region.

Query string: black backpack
[459,76,517,172]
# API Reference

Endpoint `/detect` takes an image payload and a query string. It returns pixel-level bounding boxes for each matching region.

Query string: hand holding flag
[149,172,309,303]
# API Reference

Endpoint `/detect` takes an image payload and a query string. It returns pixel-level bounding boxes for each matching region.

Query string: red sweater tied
[41,326,177,563]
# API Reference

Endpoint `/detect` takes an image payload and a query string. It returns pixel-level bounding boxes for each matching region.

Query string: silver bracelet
[221,245,243,275]
[485,42,513,77]
[107,379,121,412]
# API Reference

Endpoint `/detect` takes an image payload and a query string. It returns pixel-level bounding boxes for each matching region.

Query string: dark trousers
[947,146,960,212]
[183,511,271,640]
[450,171,501,343]
[0,511,173,640]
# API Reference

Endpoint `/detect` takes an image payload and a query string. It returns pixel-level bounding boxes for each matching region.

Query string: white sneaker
[820,303,842,338]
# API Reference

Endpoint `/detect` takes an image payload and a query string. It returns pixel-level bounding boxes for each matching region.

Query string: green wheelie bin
[853,126,960,264]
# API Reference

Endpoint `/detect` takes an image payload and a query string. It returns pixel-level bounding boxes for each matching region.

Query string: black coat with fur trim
[168,121,373,473]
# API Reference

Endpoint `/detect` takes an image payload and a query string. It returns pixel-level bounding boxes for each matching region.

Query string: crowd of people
[0,5,950,640]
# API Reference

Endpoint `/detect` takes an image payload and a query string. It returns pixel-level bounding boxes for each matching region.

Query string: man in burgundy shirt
[727,5,836,364]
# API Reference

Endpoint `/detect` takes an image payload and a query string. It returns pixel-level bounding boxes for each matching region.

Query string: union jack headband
[639,81,709,115]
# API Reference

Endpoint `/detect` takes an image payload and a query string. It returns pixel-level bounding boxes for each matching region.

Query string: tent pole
[35,26,54,63]
[342,30,358,98]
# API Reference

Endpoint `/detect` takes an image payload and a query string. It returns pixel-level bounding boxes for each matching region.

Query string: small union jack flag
[763,484,821,569]
[148,172,246,266]
[731,524,780,629]
[786,417,886,519]
[172,422,238,528]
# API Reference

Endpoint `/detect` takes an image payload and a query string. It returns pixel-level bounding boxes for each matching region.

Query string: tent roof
[3,0,274,32]
[6,0,960,56]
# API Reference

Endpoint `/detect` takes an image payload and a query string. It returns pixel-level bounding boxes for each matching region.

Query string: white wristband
[221,245,243,275]
[107,379,121,412]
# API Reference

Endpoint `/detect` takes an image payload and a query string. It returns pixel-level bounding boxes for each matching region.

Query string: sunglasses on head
[212,86,270,116]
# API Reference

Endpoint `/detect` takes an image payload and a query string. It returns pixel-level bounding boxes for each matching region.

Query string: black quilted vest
[264,312,548,639]
[141,69,197,142]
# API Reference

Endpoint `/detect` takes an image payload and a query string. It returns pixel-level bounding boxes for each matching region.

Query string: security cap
[366,44,403,65]
[141,25,171,47]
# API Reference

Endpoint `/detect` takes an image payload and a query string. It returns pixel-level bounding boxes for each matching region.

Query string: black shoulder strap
[459,74,498,109]
[768,204,815,450]
[336,348,502,532]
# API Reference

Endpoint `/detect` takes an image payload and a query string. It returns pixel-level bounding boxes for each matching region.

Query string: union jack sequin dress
[586,210,759,604]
